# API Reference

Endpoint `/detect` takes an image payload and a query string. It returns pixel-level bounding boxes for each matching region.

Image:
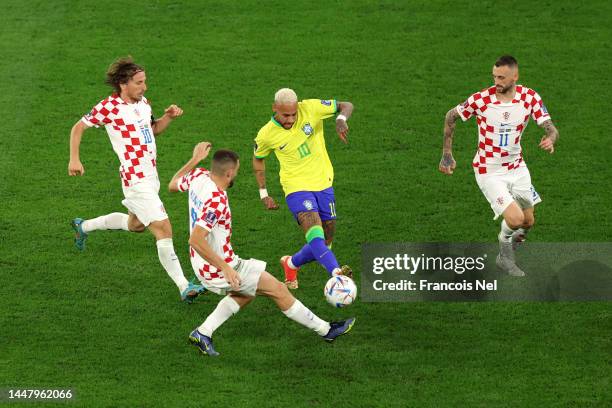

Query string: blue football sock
[292,244,315,267]
[308,237,339,275]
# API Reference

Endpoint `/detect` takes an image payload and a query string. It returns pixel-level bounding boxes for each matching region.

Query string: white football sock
[282,299,330,336]
[198,296,240,337]
[156,238,189,293]
[81,213,129,233]
[499,220,515,243]
[287,256,297,269]
[515,227,530,238]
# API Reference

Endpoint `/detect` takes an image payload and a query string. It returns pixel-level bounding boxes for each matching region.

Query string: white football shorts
[121,176,168,226]
[475,166,542,220]
[200,258,266,297]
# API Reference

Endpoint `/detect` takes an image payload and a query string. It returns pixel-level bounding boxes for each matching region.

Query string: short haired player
[68,56,205,302]
[253,88,354,288]
[169,142,355,356]
[439,56,559,276]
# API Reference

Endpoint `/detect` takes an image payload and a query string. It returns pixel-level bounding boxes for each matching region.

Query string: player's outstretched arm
[152,104,183,136]
[252,157,278,210]
[439,108,459,175]
[68,120,88,176]
[189,226,241,290]
[538,119,559,154]
[336,101,353,143]
[168,142,212,192]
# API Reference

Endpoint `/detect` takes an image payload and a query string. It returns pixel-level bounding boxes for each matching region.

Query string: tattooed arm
[538,119,559,154]
[439,107,460,175]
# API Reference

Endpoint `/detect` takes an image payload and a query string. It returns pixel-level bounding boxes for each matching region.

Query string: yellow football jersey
[254,99,338,196]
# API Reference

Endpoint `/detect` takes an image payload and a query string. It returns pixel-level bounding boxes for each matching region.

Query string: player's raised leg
[497,202,526,276]
[282,211,351,288]
[148,218,205,302]
[281,217,342,289]
[256,271,355,342]
[71,213,131,250]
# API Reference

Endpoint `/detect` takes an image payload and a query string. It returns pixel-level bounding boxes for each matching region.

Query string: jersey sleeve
[302,99,338,120]
[455,92,482,121]
[196,194,227,232]
[81,98,117,128]
[177,168,209,192]
[529,91,551,125]
[253,129,273,159]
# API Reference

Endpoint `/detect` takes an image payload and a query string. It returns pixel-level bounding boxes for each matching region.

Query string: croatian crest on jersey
[496,197,504,206]
[303,200,314,210]
[503,112,510,121]
[302,123,313,136]
[320,100,332,106]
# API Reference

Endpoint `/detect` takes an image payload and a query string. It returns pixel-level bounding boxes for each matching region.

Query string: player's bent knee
[506,216,524,229]
[523,216,535,229]
[503,206,524,229]
[128,222,146,233]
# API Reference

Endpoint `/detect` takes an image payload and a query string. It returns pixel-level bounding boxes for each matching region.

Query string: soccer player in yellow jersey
[253,88,354,288]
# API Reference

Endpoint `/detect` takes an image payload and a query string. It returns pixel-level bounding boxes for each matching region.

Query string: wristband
[336,114,347,122]
[259,188,269,199]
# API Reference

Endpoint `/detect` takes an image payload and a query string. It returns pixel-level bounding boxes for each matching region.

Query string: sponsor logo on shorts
[302,123,313,136]
[303,200,314,210]
[320,100,332,106]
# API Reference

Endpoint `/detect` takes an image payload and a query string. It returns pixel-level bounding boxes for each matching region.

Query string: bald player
[253,89,354,288]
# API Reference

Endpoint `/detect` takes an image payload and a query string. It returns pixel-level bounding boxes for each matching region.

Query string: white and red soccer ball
[324,275,357,307]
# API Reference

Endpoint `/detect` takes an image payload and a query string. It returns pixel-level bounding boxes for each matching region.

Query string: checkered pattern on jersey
[459,86,550,174]
[82,96,121,127]
[514,85,550,124]
[458,86,497,121]
[82,95,156,186]
[192,191,235,280]
[178,167,210,192]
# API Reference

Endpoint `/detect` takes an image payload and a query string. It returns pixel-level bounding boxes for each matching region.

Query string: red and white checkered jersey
[178,168,237,283]
[81,94,158,187]
[456,85,551,175]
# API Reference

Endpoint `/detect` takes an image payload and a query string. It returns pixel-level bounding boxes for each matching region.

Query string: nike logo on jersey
[279,143,288,150]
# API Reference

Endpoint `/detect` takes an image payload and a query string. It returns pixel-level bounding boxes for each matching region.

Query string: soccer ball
[324,275,357,307]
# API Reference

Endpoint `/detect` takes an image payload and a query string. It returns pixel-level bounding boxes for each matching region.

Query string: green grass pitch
[1,1,610,406]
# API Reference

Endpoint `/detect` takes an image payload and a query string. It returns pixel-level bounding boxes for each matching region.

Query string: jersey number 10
[141,126,153,144]
[298,142,311,158]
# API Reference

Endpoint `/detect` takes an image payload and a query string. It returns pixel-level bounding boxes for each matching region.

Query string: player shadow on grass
[545,260,612,301]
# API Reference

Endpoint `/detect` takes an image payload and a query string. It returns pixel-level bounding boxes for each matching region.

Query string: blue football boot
[181,279,207,303]
[71,218,88,251]
[189,329,219,356]
[323,317,356,342]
